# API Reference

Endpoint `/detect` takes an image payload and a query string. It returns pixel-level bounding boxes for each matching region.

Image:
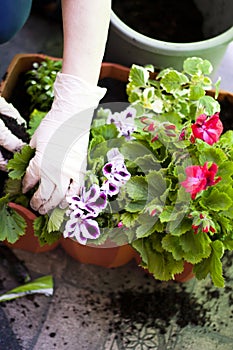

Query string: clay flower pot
[60,238,138,268]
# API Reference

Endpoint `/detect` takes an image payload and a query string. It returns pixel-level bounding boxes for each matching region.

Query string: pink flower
[191,112,223,145]
[181,162,221,199]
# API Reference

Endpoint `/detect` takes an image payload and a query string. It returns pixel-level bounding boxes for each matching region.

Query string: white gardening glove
[22,72,106,214]
[0,96,26,171]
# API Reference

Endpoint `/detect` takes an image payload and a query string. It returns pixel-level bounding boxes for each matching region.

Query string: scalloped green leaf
[128,64,150,86]
[121,141,152,161]
[189,85,205,100]
[0,205,26,243]
[47,207,66,233]
[217,161,233,184]
[180,231,212,264]
[28,109,46,137]
[193,240,224,287]
[121,212,138,228]
[146,170,167,201]
[162,234,184,260]
[160,71,189,93]
[200,188,232,211]
[198,95,220,115]
[198,145,227,165]
[126,176,148,201]
[33,215,62,245]
[7,145,35,180]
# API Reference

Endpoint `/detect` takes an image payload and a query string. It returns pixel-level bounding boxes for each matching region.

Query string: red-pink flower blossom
[191,112,223,145]
[181,162,221,199]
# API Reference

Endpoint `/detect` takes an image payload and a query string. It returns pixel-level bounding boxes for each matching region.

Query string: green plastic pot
[105,0,233,75]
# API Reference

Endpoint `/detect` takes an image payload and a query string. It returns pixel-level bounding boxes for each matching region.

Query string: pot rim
[111,11,233,54]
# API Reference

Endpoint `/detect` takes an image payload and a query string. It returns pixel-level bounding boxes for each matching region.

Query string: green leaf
[217,161,233,184]
[0,275,53,302]
[47,207,66,233]
[198,144,227,165]
[214,77,221,98]
[167,217,192,236]
[33,215,61,245]
[135,213,158,238]
[28,109,46,137]
[183,57,213,75]
[121,212,138,228]
[132,238,184,280]
[91,123,119,140]
[180,230,212,264]
[134,154,161,173]
[193,240,224,287]
[121,141,152,161]
[162,233,184,260]
[160,71,189,93]
[128,64,150,86]
[0,205,26,243]
[146,170,167,201]
[198,95,220,115]
[126,176,148,201]
[4,178,22,198]
[200,188,232,211]
[189,85,205,100]
[7,145,35,179]
[125,200,146,213]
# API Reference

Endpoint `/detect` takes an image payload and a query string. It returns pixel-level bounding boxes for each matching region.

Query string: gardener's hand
[0,96,26,171]
[22,72,106,214]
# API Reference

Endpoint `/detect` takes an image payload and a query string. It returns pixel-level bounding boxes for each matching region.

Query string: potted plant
[0,54,63,253]
[0,53,136,265]
[59,56,233,287]
[1,54,233,286]
[105,0,233,75]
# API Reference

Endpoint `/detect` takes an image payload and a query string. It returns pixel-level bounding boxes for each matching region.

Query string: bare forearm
[61,0,111,85]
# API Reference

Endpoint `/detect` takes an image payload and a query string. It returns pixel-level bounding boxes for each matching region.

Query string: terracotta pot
[60,237,137,268]
[5,203,59,253]
[173,262,195,283]
[0,53,62,100]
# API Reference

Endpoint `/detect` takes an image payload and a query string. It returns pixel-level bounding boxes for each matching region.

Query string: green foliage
[27,109,47,137]
[0,197,26,243]
[25,59,62,112]
[7,145,35,179]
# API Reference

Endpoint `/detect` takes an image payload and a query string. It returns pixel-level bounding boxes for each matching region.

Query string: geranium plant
[1,56,233,287]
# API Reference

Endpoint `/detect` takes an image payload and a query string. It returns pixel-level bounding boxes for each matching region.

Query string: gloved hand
[22,72,106,214]
[0,96,26,171]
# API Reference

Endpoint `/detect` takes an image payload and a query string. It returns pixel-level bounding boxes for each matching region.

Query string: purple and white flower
[101,180,119,197]
[101,148,131,196]
[67,184,107,217]
[63,209,100,245]
[107,106,136,140]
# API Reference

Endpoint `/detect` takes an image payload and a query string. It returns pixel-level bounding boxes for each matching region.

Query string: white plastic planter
[105,0,233,75]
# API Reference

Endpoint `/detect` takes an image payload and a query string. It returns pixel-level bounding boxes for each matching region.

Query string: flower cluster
[64,148,131,244]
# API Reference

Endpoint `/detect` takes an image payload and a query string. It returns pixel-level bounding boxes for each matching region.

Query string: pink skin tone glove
[0,96,26,170]
[22,0,111,214]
